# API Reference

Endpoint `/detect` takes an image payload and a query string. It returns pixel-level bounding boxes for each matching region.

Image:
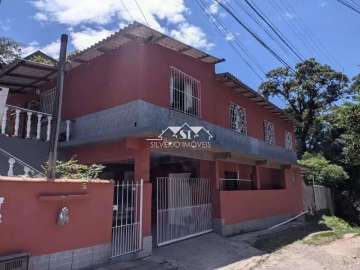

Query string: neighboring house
[0,22,303,257]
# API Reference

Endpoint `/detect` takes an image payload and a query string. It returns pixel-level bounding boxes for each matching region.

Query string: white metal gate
[156,176,212,246]
[112,180,143,257]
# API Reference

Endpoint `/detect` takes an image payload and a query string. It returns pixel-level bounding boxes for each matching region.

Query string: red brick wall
[0,178,113,256]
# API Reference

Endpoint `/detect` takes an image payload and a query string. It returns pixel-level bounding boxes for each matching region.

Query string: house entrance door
[156,175,212,246]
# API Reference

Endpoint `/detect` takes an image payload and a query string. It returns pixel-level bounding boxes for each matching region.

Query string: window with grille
[229,103,247,134]
[170,67,200,117]
[285,130,293,150]
[264,120,275,144]
[40,88,56,114]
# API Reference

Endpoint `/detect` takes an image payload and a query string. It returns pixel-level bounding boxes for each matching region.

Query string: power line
[121,0,135,22]
[233,0,295,62]
[134,0,150,26]
[194,0,266,81]
[213,0,295,72]
[241,0,304,62]
[337,0,360,15]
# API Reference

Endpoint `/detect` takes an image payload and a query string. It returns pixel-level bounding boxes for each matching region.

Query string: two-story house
[0,22,303,257]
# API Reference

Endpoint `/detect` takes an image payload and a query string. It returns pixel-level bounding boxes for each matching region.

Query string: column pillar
[254,165,261,190]
[129,138,152,257]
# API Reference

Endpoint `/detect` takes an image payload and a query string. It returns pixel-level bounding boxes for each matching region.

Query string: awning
[0,59,57,92]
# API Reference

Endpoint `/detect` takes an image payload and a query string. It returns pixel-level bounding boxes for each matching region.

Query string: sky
[0,0,359,93]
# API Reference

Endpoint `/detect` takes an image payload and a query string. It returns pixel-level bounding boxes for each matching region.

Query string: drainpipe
[47,34,68,180]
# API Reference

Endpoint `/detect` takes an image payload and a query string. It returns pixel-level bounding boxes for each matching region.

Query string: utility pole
[47,34,68,180]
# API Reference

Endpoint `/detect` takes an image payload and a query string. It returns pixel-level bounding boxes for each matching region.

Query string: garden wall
[0,177,113,270]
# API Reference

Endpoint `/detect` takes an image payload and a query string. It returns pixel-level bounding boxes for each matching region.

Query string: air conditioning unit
[0,253,29,270]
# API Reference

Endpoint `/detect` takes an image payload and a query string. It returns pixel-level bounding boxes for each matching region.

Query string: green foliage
[299,153,349,187]
[320,215,359,234]
[259,58,350,156]
[43,159,105,179]
[304,216,360,245]
[0,37,22,67]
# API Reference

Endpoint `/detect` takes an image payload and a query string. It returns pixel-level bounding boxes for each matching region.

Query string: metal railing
[219,178,254,191]
[112,180,143,257]
[0,147,44,177]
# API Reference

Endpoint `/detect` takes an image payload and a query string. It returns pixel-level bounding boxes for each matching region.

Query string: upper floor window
[170,67,200,117]
[285,130,293,151]
[264,120,275,145]
[229,103,247,135]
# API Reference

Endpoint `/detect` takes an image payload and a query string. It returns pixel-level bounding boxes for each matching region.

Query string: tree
[299,152,349,188]
[259,59,350,157]
[0,37,22,68]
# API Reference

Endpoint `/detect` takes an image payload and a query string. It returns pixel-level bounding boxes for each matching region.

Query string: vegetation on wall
[43,159,105,180]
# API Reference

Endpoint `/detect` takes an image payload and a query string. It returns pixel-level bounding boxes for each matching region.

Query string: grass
[303,215,360,245]
[254,215,360,252]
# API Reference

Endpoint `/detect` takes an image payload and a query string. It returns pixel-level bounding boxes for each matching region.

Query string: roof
[69,22,224,68]
[24,50,58,65]
[0,59,57,92]
[215,72,297,125]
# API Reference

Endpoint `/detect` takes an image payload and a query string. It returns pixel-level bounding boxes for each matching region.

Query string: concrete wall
[61,41,295,151]
[216,167,303,235]
[303,183,334,214]
[0,177,113,269]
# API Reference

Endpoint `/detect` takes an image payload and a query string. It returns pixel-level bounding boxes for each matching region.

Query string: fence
[112,180,143,257]
[303,183,334,214]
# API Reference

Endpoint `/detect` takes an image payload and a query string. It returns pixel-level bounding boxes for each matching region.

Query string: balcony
[61,100,297,165]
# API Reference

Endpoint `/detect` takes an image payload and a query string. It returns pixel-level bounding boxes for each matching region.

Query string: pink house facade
[0,23,303,258]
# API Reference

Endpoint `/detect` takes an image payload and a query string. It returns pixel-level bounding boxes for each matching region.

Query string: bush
[299,153,349,187]
[43,159,105,179]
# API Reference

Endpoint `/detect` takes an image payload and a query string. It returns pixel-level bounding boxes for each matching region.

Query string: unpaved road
[98,227,360,270]
[220,234,360,270]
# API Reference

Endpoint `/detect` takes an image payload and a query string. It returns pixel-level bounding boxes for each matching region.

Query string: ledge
[38,193,89,202]
[0,176,111,184]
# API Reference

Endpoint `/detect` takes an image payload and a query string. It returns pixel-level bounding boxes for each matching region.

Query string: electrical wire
[134,0,150,26]
[195,0,266,81]
[241,0,304,62]
[213,0,295,72]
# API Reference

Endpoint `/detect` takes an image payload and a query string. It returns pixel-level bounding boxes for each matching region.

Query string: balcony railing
[219,178,254,191]
[1,105,71,142]
[1,105,52,141]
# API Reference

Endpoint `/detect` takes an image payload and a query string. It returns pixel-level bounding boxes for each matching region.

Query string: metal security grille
[156,177,212,246]
[40,88,56,114]
[170,67,201,117]
[112,180,143,257]
[229,103,247,135]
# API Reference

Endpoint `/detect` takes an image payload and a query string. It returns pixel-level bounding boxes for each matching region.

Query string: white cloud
[0,19,12,32]
[70,28,113,51]
[42,40,60,58]
[170,23,215,51]
[31,0,214,51]
[34,12,48,21]
[21,40,60,59]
